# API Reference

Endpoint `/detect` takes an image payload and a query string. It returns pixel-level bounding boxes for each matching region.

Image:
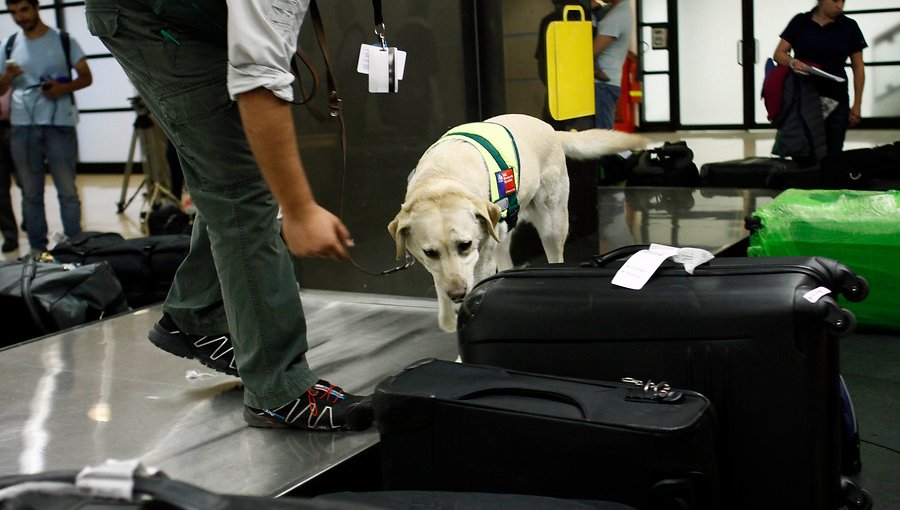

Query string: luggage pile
[372,245,874,509]
[0,231,189,347]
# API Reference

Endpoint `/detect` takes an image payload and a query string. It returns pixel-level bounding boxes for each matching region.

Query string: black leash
[292,0,413,277]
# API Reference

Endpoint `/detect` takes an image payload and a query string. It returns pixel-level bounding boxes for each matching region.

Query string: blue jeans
[10,125,81,251]
[0,123,19,242]
[85,0,317,409]
[594,82,621,130]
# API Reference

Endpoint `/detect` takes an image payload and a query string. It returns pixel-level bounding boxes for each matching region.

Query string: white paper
[807,66,845,83]
[803,286,832,303]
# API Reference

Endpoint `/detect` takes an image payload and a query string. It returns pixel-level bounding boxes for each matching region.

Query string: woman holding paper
[774,0,867,157]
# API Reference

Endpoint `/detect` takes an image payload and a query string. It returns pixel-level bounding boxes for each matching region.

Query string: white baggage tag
[612,244,714,290]
[611,249,672,290]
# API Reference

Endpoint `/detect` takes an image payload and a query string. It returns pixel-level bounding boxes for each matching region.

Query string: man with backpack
[0,0,93,253]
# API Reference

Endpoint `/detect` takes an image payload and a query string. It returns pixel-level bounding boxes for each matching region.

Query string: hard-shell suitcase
[457,247,869,510]
[374,358,719,510]
[747,189,900,332]
[699,156,821,189]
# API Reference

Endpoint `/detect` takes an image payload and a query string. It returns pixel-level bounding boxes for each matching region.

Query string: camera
[40,76,71,90]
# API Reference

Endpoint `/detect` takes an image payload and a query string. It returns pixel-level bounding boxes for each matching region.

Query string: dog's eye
[458,241,472,253]
[423,249,439,259]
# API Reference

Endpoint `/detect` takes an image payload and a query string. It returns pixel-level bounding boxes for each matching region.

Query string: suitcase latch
[621,377,684,403]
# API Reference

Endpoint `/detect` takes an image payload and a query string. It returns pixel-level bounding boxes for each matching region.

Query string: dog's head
[389,192,501,303]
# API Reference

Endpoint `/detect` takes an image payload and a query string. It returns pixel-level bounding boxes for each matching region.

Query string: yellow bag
[545,5,595,121]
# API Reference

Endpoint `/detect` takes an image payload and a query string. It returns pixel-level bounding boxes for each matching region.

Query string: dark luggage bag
[50,231,190,308]
[457,247,869,510]
[699,156,821,189]
[0,467,637,510]
[821,142,900,190]
[0,258,129,346]
[374,358,719,510]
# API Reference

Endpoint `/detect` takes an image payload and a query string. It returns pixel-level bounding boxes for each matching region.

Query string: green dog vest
[430,122,521,227]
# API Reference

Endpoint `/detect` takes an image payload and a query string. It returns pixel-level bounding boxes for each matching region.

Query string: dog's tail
[556,129,649,160]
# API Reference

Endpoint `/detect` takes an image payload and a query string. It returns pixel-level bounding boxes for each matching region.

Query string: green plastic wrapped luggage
[747,189,900,331]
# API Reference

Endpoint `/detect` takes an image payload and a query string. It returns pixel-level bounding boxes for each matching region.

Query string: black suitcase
[699,156,821,189]
[374,358,719,510]
[50,231,190,307]
[821,142,900,190]
[457,247,869,510]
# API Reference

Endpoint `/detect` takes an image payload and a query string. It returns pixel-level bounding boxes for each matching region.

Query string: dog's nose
[447,287,467,303]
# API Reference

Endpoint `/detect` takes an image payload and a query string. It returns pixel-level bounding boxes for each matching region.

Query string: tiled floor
[2,127,897,507]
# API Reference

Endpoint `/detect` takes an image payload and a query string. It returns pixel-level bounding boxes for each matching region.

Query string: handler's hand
[282,203,354,260]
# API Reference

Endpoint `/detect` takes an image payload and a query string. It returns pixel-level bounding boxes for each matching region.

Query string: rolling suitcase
[747,189,900,332]
[374,358,719,510]
[457,247,868,510]
[699,156,821,189]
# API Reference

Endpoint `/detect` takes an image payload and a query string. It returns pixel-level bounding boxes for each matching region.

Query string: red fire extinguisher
[614,51,641,133]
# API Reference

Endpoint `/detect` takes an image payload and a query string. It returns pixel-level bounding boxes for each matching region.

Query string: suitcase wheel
[841,275,869,303]
[828,309,857,338]
[841,477,873,510]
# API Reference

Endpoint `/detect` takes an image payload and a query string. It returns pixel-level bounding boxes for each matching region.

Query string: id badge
[358,44,406,94]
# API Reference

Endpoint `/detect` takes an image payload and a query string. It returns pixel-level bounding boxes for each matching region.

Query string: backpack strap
[60,31,72,80]
[5,32,16,61]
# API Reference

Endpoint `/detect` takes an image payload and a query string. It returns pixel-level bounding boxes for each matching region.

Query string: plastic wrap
[748,189,900,331]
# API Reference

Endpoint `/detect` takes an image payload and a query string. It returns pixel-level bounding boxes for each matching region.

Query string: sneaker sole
[148,323,239,377]
[242,403,373,431]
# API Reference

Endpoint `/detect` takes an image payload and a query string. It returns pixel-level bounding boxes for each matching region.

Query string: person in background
[0,0,92,253]
[0,88,18,253]
[84,0,371,431]
[774,0,866,158]
[592,0,632,130]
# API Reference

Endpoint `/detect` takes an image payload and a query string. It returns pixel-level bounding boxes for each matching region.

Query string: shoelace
[306,382,344,417]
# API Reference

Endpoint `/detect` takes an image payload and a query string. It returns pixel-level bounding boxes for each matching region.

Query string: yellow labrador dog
[389,114,647,332]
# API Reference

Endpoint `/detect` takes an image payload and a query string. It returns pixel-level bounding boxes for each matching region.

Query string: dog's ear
[388,213,410,261]
[475,200,501,242]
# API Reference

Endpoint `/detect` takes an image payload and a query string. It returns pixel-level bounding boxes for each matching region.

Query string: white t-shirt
[226,0,312,102]
[0,28,85,126]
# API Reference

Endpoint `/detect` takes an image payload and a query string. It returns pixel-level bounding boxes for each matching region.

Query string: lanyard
[372,0,387,48]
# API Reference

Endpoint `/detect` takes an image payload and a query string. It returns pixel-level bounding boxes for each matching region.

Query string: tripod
[117,96,179,232]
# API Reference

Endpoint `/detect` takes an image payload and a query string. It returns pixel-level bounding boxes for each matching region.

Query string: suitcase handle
[459,387,587,419]
[589,244,651,267]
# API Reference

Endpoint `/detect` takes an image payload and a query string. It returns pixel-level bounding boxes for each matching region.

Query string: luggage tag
[611,243,714,290]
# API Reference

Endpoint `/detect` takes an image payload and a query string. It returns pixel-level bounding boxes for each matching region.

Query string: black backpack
[628,141,701,187]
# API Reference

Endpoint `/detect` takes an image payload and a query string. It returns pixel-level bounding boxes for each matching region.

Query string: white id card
[357,44,406,93]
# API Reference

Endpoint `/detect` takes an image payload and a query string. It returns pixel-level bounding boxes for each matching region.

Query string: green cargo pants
[85,0,318,409]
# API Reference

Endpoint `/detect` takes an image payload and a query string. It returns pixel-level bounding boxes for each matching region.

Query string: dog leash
[293,0,413,277]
